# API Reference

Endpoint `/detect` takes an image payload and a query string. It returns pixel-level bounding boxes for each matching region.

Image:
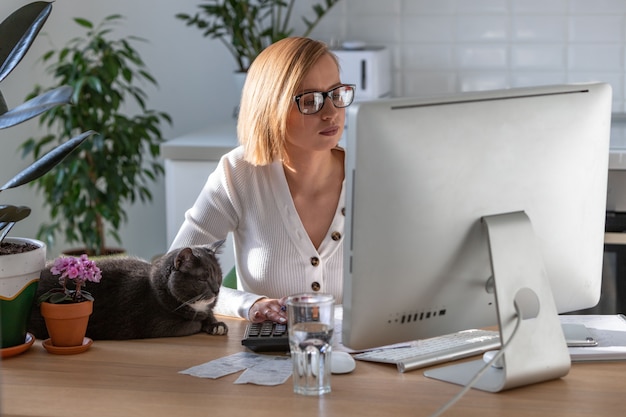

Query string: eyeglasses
[293,84,356,115]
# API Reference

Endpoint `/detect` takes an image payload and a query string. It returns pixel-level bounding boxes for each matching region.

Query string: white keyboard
[354,329,501,373]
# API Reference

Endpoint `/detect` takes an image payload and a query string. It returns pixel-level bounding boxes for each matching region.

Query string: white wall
[1,0,624,259]
[331,0,626,111]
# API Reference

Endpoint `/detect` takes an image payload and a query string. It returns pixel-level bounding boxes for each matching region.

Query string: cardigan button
[310,257,320,267]
[311,282,321,291]
[331,231,341,241]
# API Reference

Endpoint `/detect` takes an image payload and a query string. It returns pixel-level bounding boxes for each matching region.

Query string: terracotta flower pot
[41,300,93,347]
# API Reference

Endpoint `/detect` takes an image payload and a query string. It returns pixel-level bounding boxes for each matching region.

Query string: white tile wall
[312,0,626,112]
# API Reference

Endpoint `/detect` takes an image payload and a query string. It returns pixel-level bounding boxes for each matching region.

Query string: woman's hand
[249,297,288,323]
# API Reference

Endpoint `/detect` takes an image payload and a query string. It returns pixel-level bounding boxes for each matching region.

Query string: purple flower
[44,255,103,303]
[67,266,79,279]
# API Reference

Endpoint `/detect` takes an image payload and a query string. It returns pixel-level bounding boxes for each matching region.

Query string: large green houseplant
[0,1,93,352]
[21,14,172,256]
[176,0,341,73]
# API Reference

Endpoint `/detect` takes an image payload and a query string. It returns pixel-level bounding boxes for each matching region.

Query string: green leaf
[73,17,93,29]
[1,131,95,191]
[0,85,73,129]
[85,291,95,301]
[176,0,340,71]
[38,289,71,305]
[0,205,31,223]
[0,1,53,83]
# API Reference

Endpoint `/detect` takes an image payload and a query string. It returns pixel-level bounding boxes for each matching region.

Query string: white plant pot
[0,237,46,349]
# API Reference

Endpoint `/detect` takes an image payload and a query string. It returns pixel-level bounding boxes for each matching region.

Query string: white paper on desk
[559,314,626,361]
[234,356,292,386]
[179,352,267,379]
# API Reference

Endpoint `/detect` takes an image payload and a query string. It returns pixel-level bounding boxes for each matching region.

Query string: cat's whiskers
[175,292,216,313]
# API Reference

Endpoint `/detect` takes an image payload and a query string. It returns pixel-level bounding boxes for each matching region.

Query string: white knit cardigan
[169,146,344,319]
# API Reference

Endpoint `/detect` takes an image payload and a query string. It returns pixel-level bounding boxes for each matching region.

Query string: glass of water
[286,293,335,396]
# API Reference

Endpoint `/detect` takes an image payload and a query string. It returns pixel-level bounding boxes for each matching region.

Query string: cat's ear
[208,239,225,254]
[174,247,194,271]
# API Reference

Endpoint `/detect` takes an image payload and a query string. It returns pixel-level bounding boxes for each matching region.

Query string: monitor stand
[424,211,571,392]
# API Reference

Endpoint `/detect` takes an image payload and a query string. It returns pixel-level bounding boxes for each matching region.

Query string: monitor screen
[342,83,612,353]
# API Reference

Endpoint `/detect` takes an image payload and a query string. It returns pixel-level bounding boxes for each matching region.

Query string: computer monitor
[342,83,612,391]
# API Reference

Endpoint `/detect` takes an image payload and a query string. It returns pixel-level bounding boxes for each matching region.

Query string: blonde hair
[238,37,338,166]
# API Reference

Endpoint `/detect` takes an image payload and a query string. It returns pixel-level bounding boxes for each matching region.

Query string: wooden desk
[2,317,625,417]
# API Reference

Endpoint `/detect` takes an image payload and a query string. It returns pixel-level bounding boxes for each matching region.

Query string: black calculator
[241,321,289,352]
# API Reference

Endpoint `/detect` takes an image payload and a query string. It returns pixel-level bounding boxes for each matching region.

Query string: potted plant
[176,0,342,73]
[21,14,172,257]
[0,1,93,356]
[37,254,102,353]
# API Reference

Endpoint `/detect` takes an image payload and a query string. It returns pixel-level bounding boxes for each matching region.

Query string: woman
[169,37,355,323]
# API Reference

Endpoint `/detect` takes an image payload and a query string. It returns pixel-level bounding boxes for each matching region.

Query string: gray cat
[28,243,228,340]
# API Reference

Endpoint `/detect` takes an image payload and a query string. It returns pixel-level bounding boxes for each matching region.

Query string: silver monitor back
[342,83,612,351]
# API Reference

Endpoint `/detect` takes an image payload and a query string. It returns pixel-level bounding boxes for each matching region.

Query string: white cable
[427,302,523,417]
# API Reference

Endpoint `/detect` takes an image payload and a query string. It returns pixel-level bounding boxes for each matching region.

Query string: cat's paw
[205,321,229,336]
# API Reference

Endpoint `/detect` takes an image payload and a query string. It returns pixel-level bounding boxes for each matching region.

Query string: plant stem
[84,150,105,254]
[281,0,295,35]
[73,281,82,301]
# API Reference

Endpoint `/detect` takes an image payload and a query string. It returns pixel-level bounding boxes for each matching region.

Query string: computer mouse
[482,350,504,369]
[331,351,356,374]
